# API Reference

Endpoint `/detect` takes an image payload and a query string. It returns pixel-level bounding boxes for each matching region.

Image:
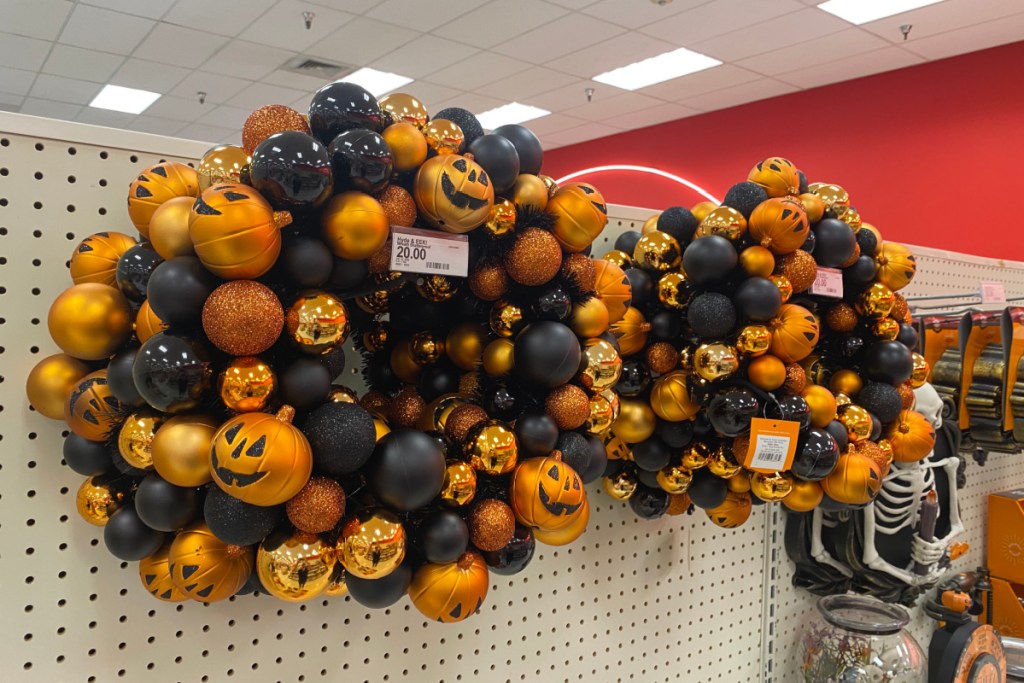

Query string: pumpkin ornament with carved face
[167,523,254,603]
[548,182,608,253]
[414,154,494,233]
[509,452,587,531]
[409,551,489,623]
[128,162,200,238]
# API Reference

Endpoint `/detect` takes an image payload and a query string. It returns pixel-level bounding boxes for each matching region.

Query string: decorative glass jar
[799,594,926,682]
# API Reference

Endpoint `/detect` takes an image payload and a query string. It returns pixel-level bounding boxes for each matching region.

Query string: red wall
[543,41,1024,260]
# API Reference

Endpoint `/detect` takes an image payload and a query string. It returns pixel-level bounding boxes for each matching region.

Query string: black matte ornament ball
[657,206,700,243]
[791,429,839,481]
[649,310,682,342]
[533,286,572,321]
[767,394,812,430]
[614,230,642,255]
[204,487,282,546]
[132,332,212,414]
[656,418,693,449]
[309,81,382,143]
[688,468,729,509]
[582,434,607,484]
[328,128,393,194]
[329,257,369,291]
[492,124,543,175]
[420,510,469,564]
[688,292,736,339]
[813,218,857,268]
[722,182,769,219]
[250,131,333,211]
[632,437,671,472]
[863,340,914,384]
[636,467,660,489]
[433,107,484,146]
[515,413,559,457]
[103,505,166,561]
[897,323,919,350]
[134,473,200,532]
[115,243,163,302]
[682,235,737,286]
[467,134,519,193]
[347,563,412,609]
[513,322,581,388]
[707,388,760,437]
[624,267,654,309]
[279,357,331,412]
[146,256,217,328]
[371,429,445,511]
[303,402,377,476]
[825,420,850,451]
[629,485,670,519]
[870,413,883,441]
[484,525,535,575]
[63,433,113,476]
[417,362,462,401]
[280,237,334,288]
[107,346,145,407]
[734,277,782,322]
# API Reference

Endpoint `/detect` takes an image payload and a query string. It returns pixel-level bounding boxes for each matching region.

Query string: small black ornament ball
[649,310,682,342]
[813,218,857,268]
[135,473,200,532]
[485,385,519,419]
[417,362,462,401]
[766,394,812,430]
[856,227,878,257]
[688,468,729,509]
[371,429,445,511]
[632,436,670,472]
[657,206,700,243]
[303,402,377,475]
[863,340,914,384]
[420,510,469,564]
[840,335,865,359]
[792,429,839,481]
[467,134,519,193]
[869,413,883,441]
[801,230,816,254]
[279,357,331,412]
[320,346,347,381]
[515,413,559,457]
[688,292,737,339]
[656,418,693,449]
[722,182,768,219]
[557,431,592,475]
[734,277,782,322]
[858,382,903,424]
[636,467,660,489]
[115,243,163,302]
[682,235,737,286]
[146,256,217,328]
[629,485,670,519]
[492,124,543,175]
[110,448,149,477]
[434,107,484,146]
[844,255,878,285]
[366,353,399,392]
[582,434,607,484]
[825,420,850,452]
[347,562,412,609]
[132,332,212,413]
[614,230,642,254]
[204,487,281,546]
[107,346,145,407]
[250,131,333,211]
[103,505,166,561]
[616,359,650,397]
[533,286,572,321]
[513,322,581,389]
[280,237,334,288]
[693,412,713,435]
[328,128,393,194]
[484,525,535,576]
[604,458,625,479]
[308,81,382,143]
[63,433,113,476]
[624,267,654,309]
[329,257,369,291]
[897,323,919,350]
[708,388,760,437]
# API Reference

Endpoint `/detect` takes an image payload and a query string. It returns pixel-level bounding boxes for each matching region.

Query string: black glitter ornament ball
[557,432,592,475]
[858,382,903,424]
[303,402,377,475]
[434,107,484,145]
[687,292,737,339]
[204,487,282,546]
[657,207,700,243]
[656,419,694,449]
[722,182,768,219]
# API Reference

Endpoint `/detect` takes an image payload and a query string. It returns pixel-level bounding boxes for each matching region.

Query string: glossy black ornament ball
[433,107,484,145]
[492,124,543,175]
[134,473,200,532]
[582,434,607,484]
[687,292,737,339]
[328,128,393,194]
[682,234,737,286]
[371,429,445,511]
[303,402,377,476]
[825,420,850,452]
[734,276,782,322]
[132,332,212,414]
[533,286,572,321]
[614,230,642,255]
[766,394,812,430]
[485,385,519,419]
[115,243,163,302]
[616,359,650,397]
[513,322,581,388]
[688,468,729,509]
[657,206,700,244]
[801,230,816,254]
[420,510,469,564]
[484,525,535,575]
[63,433,113,476]
[707,388,760,437]
[347,563,412,609]
[308,81,383,143]
[791,429,839,481]
[897,323,919,350]
[813,218,857,268]
[204,487,282,546]
[629,485,670,519]
[467,134,520,193]
[107,346,144,407]
[278,357,331,412]
[280,236,334,288]
[863,340,914,384]
[103,505,166,561]
[722,182,768,219]
[515,413,559,457]
[624,267,654,309]
[146,256,217,328]
[250,131,333,211]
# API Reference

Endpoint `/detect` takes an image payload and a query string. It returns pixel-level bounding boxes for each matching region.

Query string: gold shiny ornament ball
[444,403,488,444]
[48,283,133,360]
[388,386,426,429]
[842,206,862,231]
[417,393,467,433]
[257,531,337,602]
[749,471,794,502]
[465,420,518,475]
[768,274,793,303]
[148,196,196,259]
[803,385,838,428]
[657,465,692,494]
[218,357,275,413]
[484,198,516,239]
[469,260,510,301]
[736,325,771,357]
[783,479,823,512]
[324,566,348,597]
[611,398,657,443]
[489,299,524,338]
[284,290,352,356]
[642,213,660,234]
[569,297,610,338]
[440,459,477,507]
[363,324,389,353]
[601,249,633,269]
[445,323,487,371]
[202,280,284,357]
[657,271,689,310]
[856,282,895,318]
[468,499,516,552]
[586,390,619,435]
[409,331,445,365]
[417,275,459,302]
[381,122,428,172]
[834,392,852,408]
[700,206,747,241]
[196,144,250,190]
[545,384,591,430]
[785,363,807,394]
[118,411,165,470]
[877,438,896,463]
[242,105,309,154]
[482,338,515,376]
[578,338,622,391]
[338,509,406,579]
[649,370,699,422]
[911,353,930,388]
[356,289,390,314]
[740,245,775,278]
[377,185,418,227]
[633,230,681,272]
[423,118,465,155]
[872,317,900,341]
[604,469,638,500]
[691,201,717,222]
[562,253,597,292]
[76,475,129,526]
[539,174,558,197]
[775,250,817,293]
[26,353,89,420]
[390,342,421,384]
[646,342,679,375]
[135,299,167,343]
[69,231,138,286]
[286,477,346,534]
[694,343,740,382]
[151,414,218,487]
[728,471,752,494]
[809,183,850,218]
[707,446,742,478]
[505,227,562,286]
[825,303,859,333]
[328,386,359,404]
[682,441,711,470]
[511,173,549,211]
[839,404,873,442]
[379,92,429,129]
[798,192,825,224]
[321,191,390,260]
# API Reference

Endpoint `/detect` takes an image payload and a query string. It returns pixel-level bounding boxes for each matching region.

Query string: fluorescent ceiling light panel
[89,84,161,114]
[476,102,550,129]
[341,68,413,96]
[816,0,945,25]
[592,47,721,91]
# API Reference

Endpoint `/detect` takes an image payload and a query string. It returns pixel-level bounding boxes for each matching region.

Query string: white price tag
[810,266,843,298]
[748,433,793,472]
[390,225,469,277]
[980,282,1006,305]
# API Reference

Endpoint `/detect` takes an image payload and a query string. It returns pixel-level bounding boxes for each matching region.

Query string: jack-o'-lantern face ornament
[414,154,495,234]
[510,452,587,531]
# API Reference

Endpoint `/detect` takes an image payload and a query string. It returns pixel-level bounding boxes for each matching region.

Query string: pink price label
[809,267,843,298]
[980,282,1006,305]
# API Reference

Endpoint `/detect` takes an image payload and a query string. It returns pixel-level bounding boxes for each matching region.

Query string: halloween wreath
[26,76,925,621]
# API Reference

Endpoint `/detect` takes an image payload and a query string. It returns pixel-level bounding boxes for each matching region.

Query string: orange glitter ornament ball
[286,476,346,534]
[775,250,817,293]
[242,105,310,155]
[376,185,418,227]
[825,303,859,333]
[202,281,284,356]
[504,228,562,287]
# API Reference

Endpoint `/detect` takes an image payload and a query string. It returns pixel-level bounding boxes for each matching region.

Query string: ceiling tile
[476,66,580,101]
[0,93,25,108]
[441,92,505,117]
[239,0,355,51]
[170,71,252,104]
[859,0,1024,44]
[132,24,226,69]
[546,31,677,79]
[640,0,805,45]
[582,0,711,29]
[42,45,125,83]
[545,121,621,146]
[177,122,236,143]
[202,41,296,81]
[433,0,568,49]
[562,92,665,122]
[365,0,492,32]
[402,81,462,111]
[129,115,185,136]
[29,75,104,105]
[371,35,478,80]
[76,107,137,128]
[163,0,278,37]
[197,104,251,129]
[228,82,308,111]
[690,8,849,62]
[0,0,74,40]
[303,0,379,13]
[0,33,55,71]
[426,52,532,91]
[529,79,601,112]
[0,67,39,97]
[144,94,208,121]
[525,113,589,136]
[639,64,762,100]
[58,4,156,55]
[111,58,192,93]
[903,11,1024,60]
[777,46,925,89]
[680,78,799,112]
[20,98,83,119]
[600,101,701,130]
[305,17,420,67]
[80,0,175,20]
[734,28,891,76]
[261,69,335,93]
[491,13,625,63]
[545,0,599,9]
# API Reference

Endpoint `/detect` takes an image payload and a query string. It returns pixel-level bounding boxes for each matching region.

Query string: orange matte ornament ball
[128,162,200,238]
[749,197,810,255]
[168,523,253,603]
[747,157,800,198]
[135,300,167,343]
[886,410,937,462]
[26,353,90,420]
[548,182,608,252]
[610,307,650,357]
[149,197,197,259]
[70,231,138,286]
[593,259,632,323]
[783,479,824,512]
[739,245,775,278]
[48,283,133,361]
[821,452,883,505]
[189,183,286,280]
[649,371,699,422]
[321,191,390,260]
[747,354,786,391]
[509,453,586,531]
[382,122,428,172]
[409,551,489,623]
[768,304,819,363]
[414,154,494,233]
[65,369,126,441]
[803,385,838,428]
